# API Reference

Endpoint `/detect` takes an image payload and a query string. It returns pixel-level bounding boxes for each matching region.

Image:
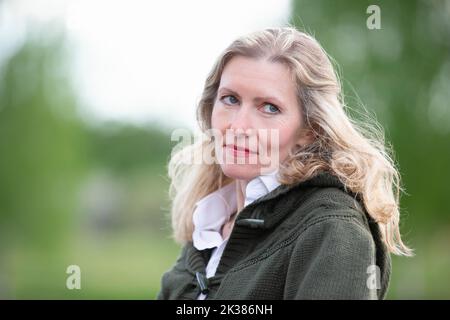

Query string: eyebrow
[218,87,285,106]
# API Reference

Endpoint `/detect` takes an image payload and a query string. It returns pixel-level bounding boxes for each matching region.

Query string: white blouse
[192,170,281,299]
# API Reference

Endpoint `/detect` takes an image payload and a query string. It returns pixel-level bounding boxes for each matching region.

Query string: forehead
[219,56,297,102]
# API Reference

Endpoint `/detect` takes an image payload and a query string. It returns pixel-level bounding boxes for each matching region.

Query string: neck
[235,179,249,214]
[220,179,249,240]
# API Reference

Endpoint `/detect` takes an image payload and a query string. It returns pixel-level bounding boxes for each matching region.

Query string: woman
[157,26,412,300]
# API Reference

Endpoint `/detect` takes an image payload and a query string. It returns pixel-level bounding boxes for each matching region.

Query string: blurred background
[0,0,449,299]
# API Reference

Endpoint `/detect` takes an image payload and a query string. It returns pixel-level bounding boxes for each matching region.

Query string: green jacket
[157,171,391,300]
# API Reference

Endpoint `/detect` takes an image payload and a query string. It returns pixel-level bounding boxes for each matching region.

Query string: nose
[229,104,255,135]
[226,105,259,151]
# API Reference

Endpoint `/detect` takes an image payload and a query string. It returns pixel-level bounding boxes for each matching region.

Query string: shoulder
[283,182,371,232]
[284,185,378,260]
[293,213,376,256]
[283,192,382,299]
[283,214,381,299]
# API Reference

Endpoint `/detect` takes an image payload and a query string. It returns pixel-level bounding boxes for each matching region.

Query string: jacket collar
[192,170,281,250]
[235,170,363,229]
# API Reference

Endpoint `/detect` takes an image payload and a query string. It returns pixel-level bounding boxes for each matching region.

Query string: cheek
[211,105,226,130]
[270,126,299,158]
[270,111,302,154]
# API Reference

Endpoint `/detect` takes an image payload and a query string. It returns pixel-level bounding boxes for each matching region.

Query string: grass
[9,230,181,299]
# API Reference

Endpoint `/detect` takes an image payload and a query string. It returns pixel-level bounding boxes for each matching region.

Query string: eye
[220,95,239,105]
[261,103,280,114]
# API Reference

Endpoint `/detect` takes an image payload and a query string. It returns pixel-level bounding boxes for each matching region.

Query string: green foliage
[0,30,87,250]
[0,25,177,299]
[84,121,173,175]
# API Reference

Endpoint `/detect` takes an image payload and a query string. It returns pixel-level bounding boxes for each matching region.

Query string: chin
[220,163,261,180]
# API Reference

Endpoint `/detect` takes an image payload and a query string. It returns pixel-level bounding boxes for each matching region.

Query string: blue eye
[221,95,239,105]
[220,95,280,114]
[262,103,280,114]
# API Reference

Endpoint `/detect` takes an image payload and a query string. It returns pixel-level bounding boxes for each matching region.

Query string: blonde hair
[167,26,413,256]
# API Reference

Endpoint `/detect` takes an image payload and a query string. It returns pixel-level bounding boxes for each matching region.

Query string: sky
[0,0,292,131]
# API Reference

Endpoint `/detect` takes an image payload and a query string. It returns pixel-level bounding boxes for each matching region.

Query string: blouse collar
[192,170,281,250]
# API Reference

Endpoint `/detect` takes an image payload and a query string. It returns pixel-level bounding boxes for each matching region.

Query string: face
[211,55,312,181]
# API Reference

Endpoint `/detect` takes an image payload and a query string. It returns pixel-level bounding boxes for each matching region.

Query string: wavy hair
[167,26,413,256]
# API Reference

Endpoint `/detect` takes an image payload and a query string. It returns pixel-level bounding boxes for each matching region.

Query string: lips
[224,144,257,154]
